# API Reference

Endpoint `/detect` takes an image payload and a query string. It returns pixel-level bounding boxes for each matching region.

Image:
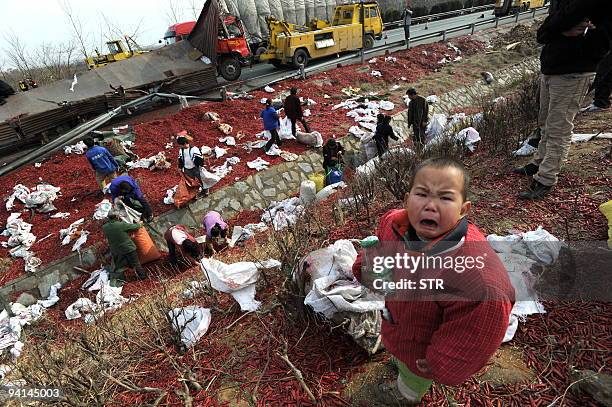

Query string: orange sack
[174,173,199,208]
[129,227,162,264]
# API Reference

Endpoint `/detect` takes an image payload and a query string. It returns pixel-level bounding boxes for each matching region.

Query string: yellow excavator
[86,36,148,70]
[260,2,384,68]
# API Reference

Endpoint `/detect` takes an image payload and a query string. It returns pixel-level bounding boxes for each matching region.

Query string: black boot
[512,163,539,176]
[519,180,552,200]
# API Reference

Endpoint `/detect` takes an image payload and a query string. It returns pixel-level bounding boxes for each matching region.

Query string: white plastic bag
[521,227,562,265]
[315,182,347,202]
[296,131,323,147]
[426,114,447,140]
[200,168,221,189]
[168,306,211,349]
[456,127,481,152]
[300,180,317,205]
[200,258,262,311]
[513,139,538,156]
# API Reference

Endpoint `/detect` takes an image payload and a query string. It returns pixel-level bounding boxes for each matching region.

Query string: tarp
[188,0,220,63]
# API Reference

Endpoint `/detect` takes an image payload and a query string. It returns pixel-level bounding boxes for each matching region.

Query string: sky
[0,0,206,69]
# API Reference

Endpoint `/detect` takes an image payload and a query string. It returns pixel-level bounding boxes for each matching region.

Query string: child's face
[404,166,471,240]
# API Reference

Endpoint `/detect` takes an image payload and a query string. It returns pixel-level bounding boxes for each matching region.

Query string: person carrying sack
[284,87,311,137]
[177,135,208,196]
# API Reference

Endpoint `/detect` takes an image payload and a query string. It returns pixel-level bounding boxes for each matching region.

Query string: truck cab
[163,21,197,45]
[260,2,384,68]
[333,2,384,43]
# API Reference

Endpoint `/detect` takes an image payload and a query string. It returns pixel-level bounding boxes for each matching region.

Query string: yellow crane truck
[494,0,546,17]
[86,37,148,70]
[260,2,384,69]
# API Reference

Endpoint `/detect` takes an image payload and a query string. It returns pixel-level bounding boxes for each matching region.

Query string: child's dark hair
[409,157,471,201]
[182,240,201,259]
[210,224,226,238]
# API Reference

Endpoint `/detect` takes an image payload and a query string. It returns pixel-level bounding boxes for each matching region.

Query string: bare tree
[165,0,185,24]
[33,41,78,84]
[189,0,205,20]
[3,31,33,77]
[58,0,90,59]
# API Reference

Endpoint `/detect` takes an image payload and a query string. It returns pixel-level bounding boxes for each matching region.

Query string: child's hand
[416,359,431,375]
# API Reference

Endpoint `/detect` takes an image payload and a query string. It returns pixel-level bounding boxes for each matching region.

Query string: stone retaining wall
[0,55,539,302]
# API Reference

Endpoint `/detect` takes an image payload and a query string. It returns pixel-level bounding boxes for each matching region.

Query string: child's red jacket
[352,209,515,386]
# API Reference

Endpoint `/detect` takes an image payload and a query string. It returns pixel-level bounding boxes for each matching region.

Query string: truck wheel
[292,49,309,69]
[219,57,241,81]
[364,34,375,49]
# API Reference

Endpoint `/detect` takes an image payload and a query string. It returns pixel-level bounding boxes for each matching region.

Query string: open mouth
[420,219,438,228]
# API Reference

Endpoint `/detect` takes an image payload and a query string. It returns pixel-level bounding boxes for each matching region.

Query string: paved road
[216,7,548,92]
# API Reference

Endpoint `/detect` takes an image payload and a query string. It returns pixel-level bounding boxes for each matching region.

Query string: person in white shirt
[177,135,208,196]
[164,224,201,265]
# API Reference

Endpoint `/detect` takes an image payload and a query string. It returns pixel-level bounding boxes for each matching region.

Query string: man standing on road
[406,88,429,147]
[401,4,413,48]
[514,0,610,200]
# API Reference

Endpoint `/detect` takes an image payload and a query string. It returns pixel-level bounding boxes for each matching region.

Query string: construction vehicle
[494,0,546,17]
[260,1,384,69]
[86,37,148,70]
[162,15,252,81]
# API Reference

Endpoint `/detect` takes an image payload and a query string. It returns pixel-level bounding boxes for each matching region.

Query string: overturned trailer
[0,0,220,158]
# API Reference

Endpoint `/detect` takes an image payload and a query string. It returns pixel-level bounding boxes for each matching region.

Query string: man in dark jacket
[514,0,610,199]
[260,99,281,152]
[322,139,344,175]
[284,87,311,137]
[102,211,146,284]
[374,114,399,157]
[406,88,429,147]
[84,137,119,192]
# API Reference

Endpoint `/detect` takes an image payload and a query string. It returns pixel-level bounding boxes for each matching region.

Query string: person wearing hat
[177,134,208,196]
[284,87,311,137]
[260,99,281,152]
[406,88,429,146]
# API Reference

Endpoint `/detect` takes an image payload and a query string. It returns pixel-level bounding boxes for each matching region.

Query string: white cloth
[171,228,189,245]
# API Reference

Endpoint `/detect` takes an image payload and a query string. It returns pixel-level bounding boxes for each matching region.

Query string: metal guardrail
[383,4,495,29]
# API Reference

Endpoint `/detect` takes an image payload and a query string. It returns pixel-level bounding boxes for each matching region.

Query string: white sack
[300,180,317,205]
[200,258,262,311]
[168,306,212,349]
